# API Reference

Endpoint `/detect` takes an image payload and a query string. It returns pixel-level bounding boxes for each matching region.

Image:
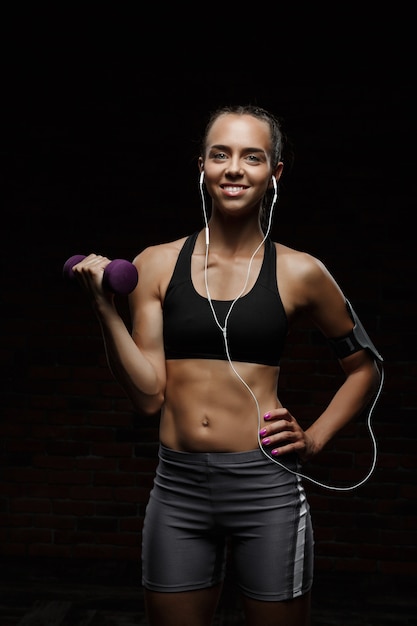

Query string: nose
[225,158,243,176]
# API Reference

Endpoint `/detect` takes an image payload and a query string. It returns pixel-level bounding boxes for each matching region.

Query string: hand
[258,408,316,463]
[70,255,121,317]
[71,254,113,299]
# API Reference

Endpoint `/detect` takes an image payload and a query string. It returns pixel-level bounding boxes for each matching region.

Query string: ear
[273,161,284,182]
[198,157,204,173]
[270,161,284,188]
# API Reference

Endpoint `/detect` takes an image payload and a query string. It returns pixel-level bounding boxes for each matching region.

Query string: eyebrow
[209,144,266,154]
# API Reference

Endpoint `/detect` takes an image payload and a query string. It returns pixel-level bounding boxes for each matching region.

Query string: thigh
[142,448,227,592]
[241,590,311,626]
[221,452,314,601]
[144,585,223,626]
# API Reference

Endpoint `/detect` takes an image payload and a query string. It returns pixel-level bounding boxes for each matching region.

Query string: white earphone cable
[198,172,381,491]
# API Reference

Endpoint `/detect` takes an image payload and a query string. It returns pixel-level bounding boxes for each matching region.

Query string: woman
[72,105,382,626]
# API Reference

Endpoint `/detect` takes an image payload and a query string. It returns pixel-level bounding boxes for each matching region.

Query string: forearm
[306,359,381,455]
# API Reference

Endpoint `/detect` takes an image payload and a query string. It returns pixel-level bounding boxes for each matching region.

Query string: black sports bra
[163,232,288,366]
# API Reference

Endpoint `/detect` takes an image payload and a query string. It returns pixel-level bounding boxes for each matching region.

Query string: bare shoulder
[274,242,348,332]
[133,236,188,272]
[275,242,332,284]
[130,236,189,299]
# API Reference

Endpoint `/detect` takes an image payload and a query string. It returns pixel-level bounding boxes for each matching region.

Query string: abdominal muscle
[160,359,281,453]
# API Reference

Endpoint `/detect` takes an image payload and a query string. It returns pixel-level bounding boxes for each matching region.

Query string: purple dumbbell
[63,255,138,295]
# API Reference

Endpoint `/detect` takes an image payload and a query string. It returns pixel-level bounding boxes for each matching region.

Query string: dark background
[1,7,416,624]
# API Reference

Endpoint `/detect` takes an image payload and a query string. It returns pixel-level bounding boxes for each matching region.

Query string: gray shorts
[141,445,314,601]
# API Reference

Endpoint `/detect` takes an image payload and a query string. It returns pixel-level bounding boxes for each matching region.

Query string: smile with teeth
[221,185,248,193]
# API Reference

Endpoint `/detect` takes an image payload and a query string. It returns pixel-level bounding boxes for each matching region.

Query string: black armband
[327,299,383,363]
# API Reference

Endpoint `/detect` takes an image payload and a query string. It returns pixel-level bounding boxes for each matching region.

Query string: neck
[204,217,265,253]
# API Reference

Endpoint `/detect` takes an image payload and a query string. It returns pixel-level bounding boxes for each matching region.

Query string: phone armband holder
[327,299,383,363]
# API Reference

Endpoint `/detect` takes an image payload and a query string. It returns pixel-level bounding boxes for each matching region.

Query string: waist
[160,443,263,464]
[158,444,300,475]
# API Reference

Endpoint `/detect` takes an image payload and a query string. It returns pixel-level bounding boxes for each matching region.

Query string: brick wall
[1,63,416,585]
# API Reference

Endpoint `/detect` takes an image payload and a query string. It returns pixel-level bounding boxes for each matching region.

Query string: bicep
[303,259,381,378]
[302,257,355,339]
[128,258,167,384]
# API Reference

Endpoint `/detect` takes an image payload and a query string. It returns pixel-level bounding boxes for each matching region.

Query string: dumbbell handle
[63,255,138,295]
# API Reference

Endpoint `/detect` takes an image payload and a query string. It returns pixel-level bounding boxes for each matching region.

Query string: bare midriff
[160,359,281,452]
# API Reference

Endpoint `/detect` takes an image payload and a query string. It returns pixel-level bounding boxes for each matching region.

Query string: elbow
[132,390,165,417]
[371,359,383,393]
[363,358,383,406]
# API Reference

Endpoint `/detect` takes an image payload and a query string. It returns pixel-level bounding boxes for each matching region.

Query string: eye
[246,154,261,163]
[212,152,228,161]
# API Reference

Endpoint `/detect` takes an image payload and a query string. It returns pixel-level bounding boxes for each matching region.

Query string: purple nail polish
[263,412,271,420]
[259,428,267,437]
[262,438,270,446]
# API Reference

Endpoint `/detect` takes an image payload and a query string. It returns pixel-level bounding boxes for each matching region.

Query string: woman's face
[200,113,282,217]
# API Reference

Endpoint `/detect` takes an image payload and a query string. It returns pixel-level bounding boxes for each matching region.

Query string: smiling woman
[70,104,383,626]
[198,112,282,226]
